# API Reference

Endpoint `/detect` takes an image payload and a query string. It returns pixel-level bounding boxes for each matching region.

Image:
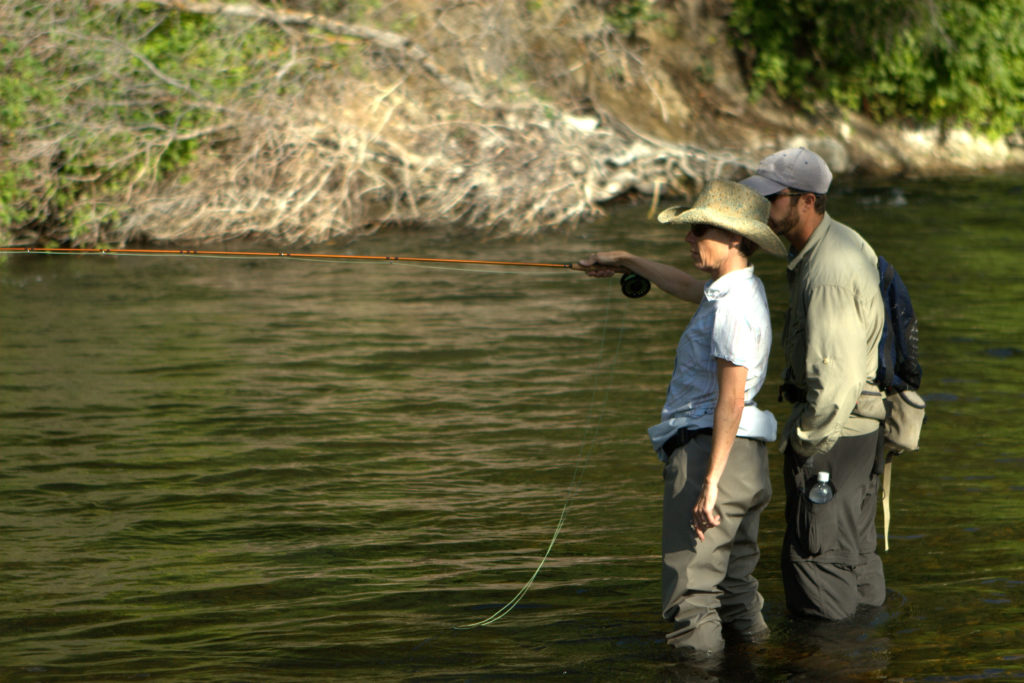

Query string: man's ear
[799,193,817,210]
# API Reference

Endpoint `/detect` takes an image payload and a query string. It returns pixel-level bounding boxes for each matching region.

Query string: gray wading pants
[782,429,886,620]
[662,433,771,652]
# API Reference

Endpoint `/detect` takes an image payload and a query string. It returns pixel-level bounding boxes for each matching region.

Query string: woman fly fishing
[578,179,787,656]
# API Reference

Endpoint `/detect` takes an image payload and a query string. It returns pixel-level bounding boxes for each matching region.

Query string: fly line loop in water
[454,285,626,629]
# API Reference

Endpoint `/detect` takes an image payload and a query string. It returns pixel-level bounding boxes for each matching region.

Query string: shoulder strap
[877,256,897,391]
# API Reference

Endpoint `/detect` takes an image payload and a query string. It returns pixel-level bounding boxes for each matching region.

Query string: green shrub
[599,0,665,37]
[729,0,1024,136]
[0,2,293,241]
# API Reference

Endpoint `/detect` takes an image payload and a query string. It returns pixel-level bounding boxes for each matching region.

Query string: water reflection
[2,177,1024,680]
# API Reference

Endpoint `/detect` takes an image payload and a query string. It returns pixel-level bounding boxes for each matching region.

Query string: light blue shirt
[648,266,777,461]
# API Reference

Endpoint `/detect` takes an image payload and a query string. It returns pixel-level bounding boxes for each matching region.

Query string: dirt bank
[6,0,1023,247]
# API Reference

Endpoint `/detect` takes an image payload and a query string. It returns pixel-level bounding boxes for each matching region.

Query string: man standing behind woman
[580,180,787,655]
[741,148,887,621]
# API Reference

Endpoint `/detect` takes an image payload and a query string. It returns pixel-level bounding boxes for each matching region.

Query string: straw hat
[657,179,787,257]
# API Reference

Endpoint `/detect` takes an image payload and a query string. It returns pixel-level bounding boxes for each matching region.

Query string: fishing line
[454,281,627,629]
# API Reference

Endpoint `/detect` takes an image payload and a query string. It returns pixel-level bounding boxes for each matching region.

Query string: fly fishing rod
[0,246,652,298]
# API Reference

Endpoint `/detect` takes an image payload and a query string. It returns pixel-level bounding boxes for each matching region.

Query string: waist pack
[883,387,926,454]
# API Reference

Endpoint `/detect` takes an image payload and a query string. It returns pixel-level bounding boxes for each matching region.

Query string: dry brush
[3,0,751,246]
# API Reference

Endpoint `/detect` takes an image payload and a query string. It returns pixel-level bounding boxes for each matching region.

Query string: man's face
[767,191,802,241]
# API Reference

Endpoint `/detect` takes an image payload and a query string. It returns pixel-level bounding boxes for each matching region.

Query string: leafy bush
[0,3,291,242]
[602,0,663,36]
[729,0,1024,136]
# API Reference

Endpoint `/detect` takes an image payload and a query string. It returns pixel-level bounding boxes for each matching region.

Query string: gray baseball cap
[741,147,833,195]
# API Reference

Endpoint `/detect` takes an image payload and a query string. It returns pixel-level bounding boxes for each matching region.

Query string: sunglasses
[767,191,814,202]
[689,223,715,238]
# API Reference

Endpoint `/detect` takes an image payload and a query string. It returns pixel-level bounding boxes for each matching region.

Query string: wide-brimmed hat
[658,179,787,257]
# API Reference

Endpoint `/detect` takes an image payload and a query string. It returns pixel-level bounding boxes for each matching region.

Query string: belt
[663,427,713,455]
[778,381,807,404]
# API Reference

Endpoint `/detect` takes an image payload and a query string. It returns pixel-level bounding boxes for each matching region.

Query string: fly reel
[620,272,651,298]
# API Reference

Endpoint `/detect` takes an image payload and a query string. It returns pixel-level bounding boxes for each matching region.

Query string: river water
[2,176,1022,681]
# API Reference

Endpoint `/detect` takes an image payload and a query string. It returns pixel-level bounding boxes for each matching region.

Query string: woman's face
[685,224,737,274]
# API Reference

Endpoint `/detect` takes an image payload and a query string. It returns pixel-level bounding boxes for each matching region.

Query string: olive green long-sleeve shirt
[782,213,886,460]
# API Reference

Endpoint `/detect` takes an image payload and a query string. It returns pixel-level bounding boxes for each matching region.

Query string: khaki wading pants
[662,434,771,652]
[781,429,886,621]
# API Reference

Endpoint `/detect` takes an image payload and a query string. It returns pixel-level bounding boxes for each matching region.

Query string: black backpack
[876,255,922,393]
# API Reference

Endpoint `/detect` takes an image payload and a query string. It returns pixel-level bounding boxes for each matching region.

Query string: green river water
[1,175,1022,681]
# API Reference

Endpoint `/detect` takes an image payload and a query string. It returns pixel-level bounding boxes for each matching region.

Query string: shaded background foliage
[730,0,1024,136]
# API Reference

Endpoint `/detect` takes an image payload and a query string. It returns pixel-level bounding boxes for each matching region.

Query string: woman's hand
[578,250,631,278]
[692,482,721,542]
